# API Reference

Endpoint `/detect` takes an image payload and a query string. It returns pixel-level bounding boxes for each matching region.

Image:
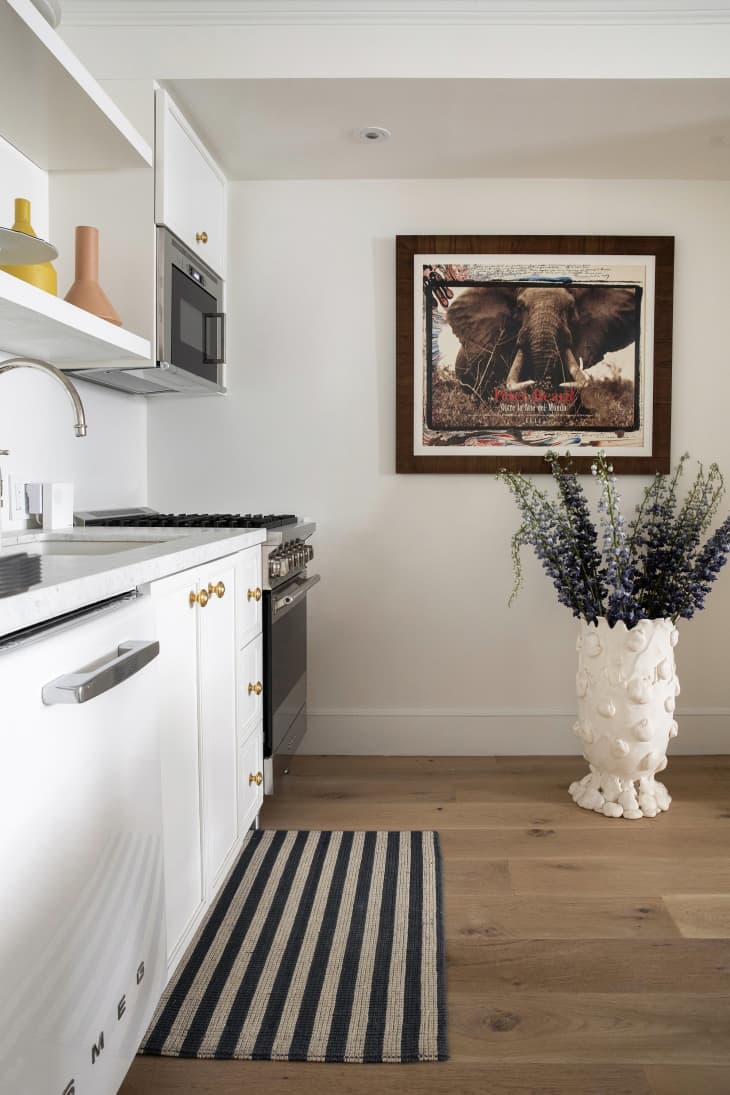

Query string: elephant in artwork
[445,284,639,396]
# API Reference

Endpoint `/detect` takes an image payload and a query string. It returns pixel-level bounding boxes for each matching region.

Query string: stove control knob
[305,545,314,562]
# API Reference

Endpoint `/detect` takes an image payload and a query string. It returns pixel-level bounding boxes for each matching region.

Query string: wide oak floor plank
[448,993,730,1064]
[509,856,730,895]
[444,894,681,940]
[446,939,730,992]
[663,894,730,937]
[121,1059,653,1095]
[645,1064,730,1094]
[441,825,729,858]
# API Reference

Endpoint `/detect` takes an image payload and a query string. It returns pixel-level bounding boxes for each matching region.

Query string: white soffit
[163,76,730,180]
[60,0,730,27]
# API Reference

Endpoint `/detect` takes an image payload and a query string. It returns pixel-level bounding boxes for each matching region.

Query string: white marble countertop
[0,526,266,638]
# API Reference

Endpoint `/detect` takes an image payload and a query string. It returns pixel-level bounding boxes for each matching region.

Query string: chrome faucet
[0,358,87,551]
[0,357,88,437]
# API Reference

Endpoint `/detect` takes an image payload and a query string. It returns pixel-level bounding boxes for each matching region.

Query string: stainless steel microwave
[69,227,226,396]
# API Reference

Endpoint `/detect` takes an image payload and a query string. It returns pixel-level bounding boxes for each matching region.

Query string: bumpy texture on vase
[570,617,679,819]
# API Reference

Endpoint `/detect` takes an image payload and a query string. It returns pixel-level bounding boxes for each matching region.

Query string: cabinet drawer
[236,547,262,648]
[239,723,264,834]
[237,635,263,739]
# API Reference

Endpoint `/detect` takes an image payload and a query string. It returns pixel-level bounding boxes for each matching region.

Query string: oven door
[263,574,320,781]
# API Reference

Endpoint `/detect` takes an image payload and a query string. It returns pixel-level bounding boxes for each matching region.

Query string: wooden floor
[121,755,730,1095]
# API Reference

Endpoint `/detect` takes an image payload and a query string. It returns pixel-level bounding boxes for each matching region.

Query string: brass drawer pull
[247,587,262,602]
[248,680,263,696]
[195,231,208,243]
[208,581,226,599]
[248,771,263,786]
[189,588,209,608]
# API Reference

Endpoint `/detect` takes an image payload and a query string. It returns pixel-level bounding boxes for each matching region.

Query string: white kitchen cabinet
[149,547,263,970]
[149,566,204,967]
[238,632,264,740]
[196,558,239,895]
[0,0,154,369]
[236,546,263,648]
[239,721,264,834]
[155,89,227,277]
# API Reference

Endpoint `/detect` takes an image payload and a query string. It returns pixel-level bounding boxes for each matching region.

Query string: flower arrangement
[499,452,730,628]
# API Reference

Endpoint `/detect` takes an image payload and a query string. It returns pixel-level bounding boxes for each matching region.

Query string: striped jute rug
[140,829,447,1063]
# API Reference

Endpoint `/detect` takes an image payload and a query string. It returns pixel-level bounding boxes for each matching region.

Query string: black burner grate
[84,513,298,529]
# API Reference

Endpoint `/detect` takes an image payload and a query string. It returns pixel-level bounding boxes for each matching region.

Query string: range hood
[68,360,226,396]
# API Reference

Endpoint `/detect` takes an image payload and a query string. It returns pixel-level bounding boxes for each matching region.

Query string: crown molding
[60,0,730,28]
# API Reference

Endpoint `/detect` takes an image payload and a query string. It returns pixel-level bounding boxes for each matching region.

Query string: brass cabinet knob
[248,680,263,696]
[195,231,208,243]
[208,581,226,599]
[189,587,210,608]
[247,587,262,602]
[248,771,263,786]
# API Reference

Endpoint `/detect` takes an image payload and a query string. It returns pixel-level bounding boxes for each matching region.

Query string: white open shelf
[0,0,152,171]
[0,269,152,366]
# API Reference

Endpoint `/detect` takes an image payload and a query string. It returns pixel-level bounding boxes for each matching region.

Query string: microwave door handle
[203,312,225,366]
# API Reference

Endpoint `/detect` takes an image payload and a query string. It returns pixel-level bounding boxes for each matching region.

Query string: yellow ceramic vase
[0,197,57,295]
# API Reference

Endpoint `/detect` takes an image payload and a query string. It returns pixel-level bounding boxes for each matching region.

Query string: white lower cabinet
[198,557,238,895]
[238,632,263,737]
[149,566,203,967]
[149,545,263,971]
[239,721,264,833]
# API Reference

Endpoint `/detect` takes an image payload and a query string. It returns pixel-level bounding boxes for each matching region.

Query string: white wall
[146,176,730,753]
[0,137,148,519]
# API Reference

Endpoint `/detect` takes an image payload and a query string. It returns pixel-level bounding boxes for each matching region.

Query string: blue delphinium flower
[592,452,641,627]
[681,513,730,618]
[498,451,730,628]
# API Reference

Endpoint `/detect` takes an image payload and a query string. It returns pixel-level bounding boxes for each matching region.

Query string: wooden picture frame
[395,234,674,474]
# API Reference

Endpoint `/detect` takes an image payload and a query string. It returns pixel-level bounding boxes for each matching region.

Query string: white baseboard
[303,708,730,755]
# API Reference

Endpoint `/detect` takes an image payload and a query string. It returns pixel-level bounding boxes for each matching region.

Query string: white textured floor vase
[570,617,679,819]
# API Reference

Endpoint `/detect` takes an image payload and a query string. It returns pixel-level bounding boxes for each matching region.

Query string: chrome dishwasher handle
[42,639,160,705]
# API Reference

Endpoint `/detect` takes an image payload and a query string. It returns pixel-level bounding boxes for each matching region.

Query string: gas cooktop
[74,508,298,530]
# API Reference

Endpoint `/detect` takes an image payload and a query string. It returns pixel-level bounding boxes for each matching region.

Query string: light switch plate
[9,477,28,519]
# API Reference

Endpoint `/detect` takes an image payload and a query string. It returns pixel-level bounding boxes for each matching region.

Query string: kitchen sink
[23,539,153,556]
[1,537,160,558]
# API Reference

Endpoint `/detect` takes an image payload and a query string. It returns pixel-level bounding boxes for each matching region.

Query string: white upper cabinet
[0,0,154,367]
[0,0,152,171]
[155,90,227,278]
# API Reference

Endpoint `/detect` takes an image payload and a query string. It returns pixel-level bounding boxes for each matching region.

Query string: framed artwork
[395,234,674,474]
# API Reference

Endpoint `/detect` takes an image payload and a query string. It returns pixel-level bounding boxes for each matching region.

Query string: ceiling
[164,77,730,180]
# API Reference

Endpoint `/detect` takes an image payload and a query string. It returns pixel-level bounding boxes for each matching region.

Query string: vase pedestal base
[569,767,672,819]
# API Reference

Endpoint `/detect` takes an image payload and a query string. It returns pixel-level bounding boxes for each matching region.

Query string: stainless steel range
[74,508,319,790]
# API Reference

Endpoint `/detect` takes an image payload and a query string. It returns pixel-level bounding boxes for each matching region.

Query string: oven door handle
[273,573,321,618]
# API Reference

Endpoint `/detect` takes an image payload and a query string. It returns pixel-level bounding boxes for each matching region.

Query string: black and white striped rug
[140,829,448,1063]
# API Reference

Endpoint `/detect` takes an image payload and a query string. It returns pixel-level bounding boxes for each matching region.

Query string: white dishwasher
[0,592,166,1095]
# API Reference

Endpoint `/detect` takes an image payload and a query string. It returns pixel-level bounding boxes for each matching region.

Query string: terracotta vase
[0,197,57,295]
[569,617,679,819]
[64,226,121,326]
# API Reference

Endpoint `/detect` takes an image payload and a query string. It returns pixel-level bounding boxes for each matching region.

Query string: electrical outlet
[9,477,28,519]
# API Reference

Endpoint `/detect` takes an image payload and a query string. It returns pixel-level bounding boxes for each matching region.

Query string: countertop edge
[0,528,266,639]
